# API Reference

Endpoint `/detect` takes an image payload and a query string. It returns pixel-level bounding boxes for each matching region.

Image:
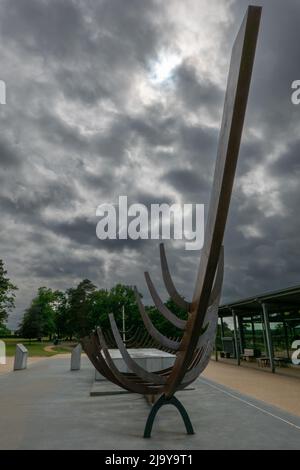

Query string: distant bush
[0,334,18,339]
[0,324,12,337]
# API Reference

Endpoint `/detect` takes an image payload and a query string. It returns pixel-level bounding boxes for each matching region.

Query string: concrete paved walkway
[0,356,300,449]
[0,356,48,375]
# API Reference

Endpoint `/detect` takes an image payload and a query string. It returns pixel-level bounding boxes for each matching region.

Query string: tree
[148,298,187,338]
[88,288,111,331]
[87,284,144,335]
[53,291,69,339]
[0,259,17,329]
[0,324,11,336]
[18,287,61,340]
[109,284,143,332]
[65,279,97,338]
[17,280,203,342]
[18,303,44,340]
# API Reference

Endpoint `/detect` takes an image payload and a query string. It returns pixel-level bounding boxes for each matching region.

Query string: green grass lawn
[1,338,73,357]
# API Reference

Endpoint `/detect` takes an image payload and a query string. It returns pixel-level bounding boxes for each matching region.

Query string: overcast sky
[1,0,300,329]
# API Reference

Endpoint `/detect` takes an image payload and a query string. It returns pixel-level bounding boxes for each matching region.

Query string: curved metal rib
[103,329,116,348]
[134,287,181,352]
[125,327,142,348]
[144,272,187,330]
[183,290,221,385]
[108,313,167,385]
[183,342,213,384]
[167,249,224,390]
[160,243,190,311]
[81,335,124,388]
[96,327,164,394]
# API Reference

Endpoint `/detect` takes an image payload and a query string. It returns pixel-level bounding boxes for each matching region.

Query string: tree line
[0,260,17,336]
[0,259,234,345]
[17,281,187,340]
[0,258,187,340]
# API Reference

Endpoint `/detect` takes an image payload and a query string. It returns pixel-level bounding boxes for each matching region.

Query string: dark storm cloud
[36,111,88,153]
[129,114,177,148]
[78,110,179,167]
[0,138,22,168]
[230,0,300,140]
[210,0,300,304]
[83,170,114,193]
[178,123,218,171]
[56,68,110,106]
[162,168,208,195]
[31,254,104,280]
[91,0,162,65]
[128,191,173,208]
[91,120,132,162]
[95,237,151,254]
[174,61,223,114]
[161,122,217,201]
[44,216,98,246]
[92,109,178,159]
[1,0,300,328]
[41,211,156,253]
[269,140,300,177]
[235,140,266,176]
[0,180,79,220]
[1,0,89,59]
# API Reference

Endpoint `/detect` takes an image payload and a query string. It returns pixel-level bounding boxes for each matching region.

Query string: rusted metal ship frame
[82,6,261,438]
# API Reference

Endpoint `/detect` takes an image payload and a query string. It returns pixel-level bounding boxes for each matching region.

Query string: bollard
[0,340,6,365]
[71,343,82,371]
[14,343,28,370]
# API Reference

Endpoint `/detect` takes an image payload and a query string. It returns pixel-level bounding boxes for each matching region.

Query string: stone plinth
[71,344,82,371]
[0,340,6,365]
[13,343,28,370]
[95,348,175,381]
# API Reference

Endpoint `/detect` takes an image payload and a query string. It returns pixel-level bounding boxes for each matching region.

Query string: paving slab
[0,356,299,449]
[90,381,132,396]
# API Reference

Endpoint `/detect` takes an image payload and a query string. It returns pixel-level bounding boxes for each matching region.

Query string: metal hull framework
[82,6,262,437]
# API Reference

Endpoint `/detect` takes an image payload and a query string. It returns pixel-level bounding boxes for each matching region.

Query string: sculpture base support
[143,394,194,438]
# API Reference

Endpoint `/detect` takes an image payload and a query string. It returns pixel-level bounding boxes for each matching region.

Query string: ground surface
[0,356,300,450]
[0,356,48,374]
[203,360,300,417]
[1,338,73,357]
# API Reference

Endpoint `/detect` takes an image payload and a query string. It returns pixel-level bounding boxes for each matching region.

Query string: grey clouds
[0,0,300,328]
